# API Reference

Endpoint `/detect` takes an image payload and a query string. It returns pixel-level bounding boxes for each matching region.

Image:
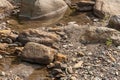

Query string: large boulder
[17,28,60,45]
[19,0,68,25]
[108,15,120,30]
[94,0,120,18]
[21,42,56,64]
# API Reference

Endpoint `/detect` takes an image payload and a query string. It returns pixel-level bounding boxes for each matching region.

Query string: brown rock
[54,53,67,62]
[21,42,56,64]
[0,43,8,50]
[18,29,60,45]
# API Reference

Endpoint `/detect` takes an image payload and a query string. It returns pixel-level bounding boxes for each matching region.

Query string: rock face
[21,42,56,64]
[17,28,60,45]
[108,15,120,30]
[94,0,120,18]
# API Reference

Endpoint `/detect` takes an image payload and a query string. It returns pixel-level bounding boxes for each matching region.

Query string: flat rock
[18,28,60,45]
[94,0,120,18]
[21,42,56,64]
[79,26,120,46]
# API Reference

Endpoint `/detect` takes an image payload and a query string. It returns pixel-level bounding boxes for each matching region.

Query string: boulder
[17,28,60,45]
[94,0,120,18]
[19,0,68,25]
[21,42,56,64]
[79,26,120,46]
[108,15,120,30]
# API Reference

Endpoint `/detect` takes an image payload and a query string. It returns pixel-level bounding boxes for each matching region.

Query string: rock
[79,26,120,46]
[108,15,120,30]
[77,52,85,57]
[0,22,7,29]
[0,63,38,80]
[93,77,102,80]
[47,63,55,69]
[70,76,77,80]
[52,69,63,75]
[54,61,67,69]
[0,29,11,36]
[18,28,60,45]
[0,43,8,50]
[73,61,83,69]
[117,46,120,49]
[54,53,67,62]
[67,66,73,74]
[75,1,95,12]
[19,0,68,26]
[21,42,56,64]
[0,55,3,59]
[2,38,13,44]
[94,0,120,18]
[0,71,5,76]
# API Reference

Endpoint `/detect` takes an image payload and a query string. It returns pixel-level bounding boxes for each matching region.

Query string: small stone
[87,52,93,55]
[70,76,77,80]
[73,61,83,69]
[0,43,8,50]
[117,46,120,49]
[93,18,99,22]
[55,73,66,78]
[115,71,119,76]
[67,66,73,74]
[0,55,3,59]
[0,71,5,76]
[47,63,55,69]
[63,45,68,48]
[54,61,67,69]
[77,52,85,57]
[94,77,102,80]
[52,69,63,75]
[54,53,67,62]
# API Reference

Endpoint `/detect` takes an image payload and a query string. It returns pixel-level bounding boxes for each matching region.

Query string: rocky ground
[0,0,120,80]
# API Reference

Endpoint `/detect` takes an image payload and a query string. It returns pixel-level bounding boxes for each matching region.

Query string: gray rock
[7,63,35,78]
[108,15,120,30]
[94,0,120,18]
[79,26,120,46]
[21,42,56,64]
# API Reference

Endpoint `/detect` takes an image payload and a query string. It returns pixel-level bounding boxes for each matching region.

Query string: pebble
[87,52,93,55]
[117,46,120,49]
[73,61,83,69]
[47,63,55,69]
[93,18,99,22]
[52,69,63,75]
[0,71,5,76]
[0,55,3,59]
[94,77,102,80]
[67,66,73,74]
[70,76,77,80]
[77,52,85,57]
